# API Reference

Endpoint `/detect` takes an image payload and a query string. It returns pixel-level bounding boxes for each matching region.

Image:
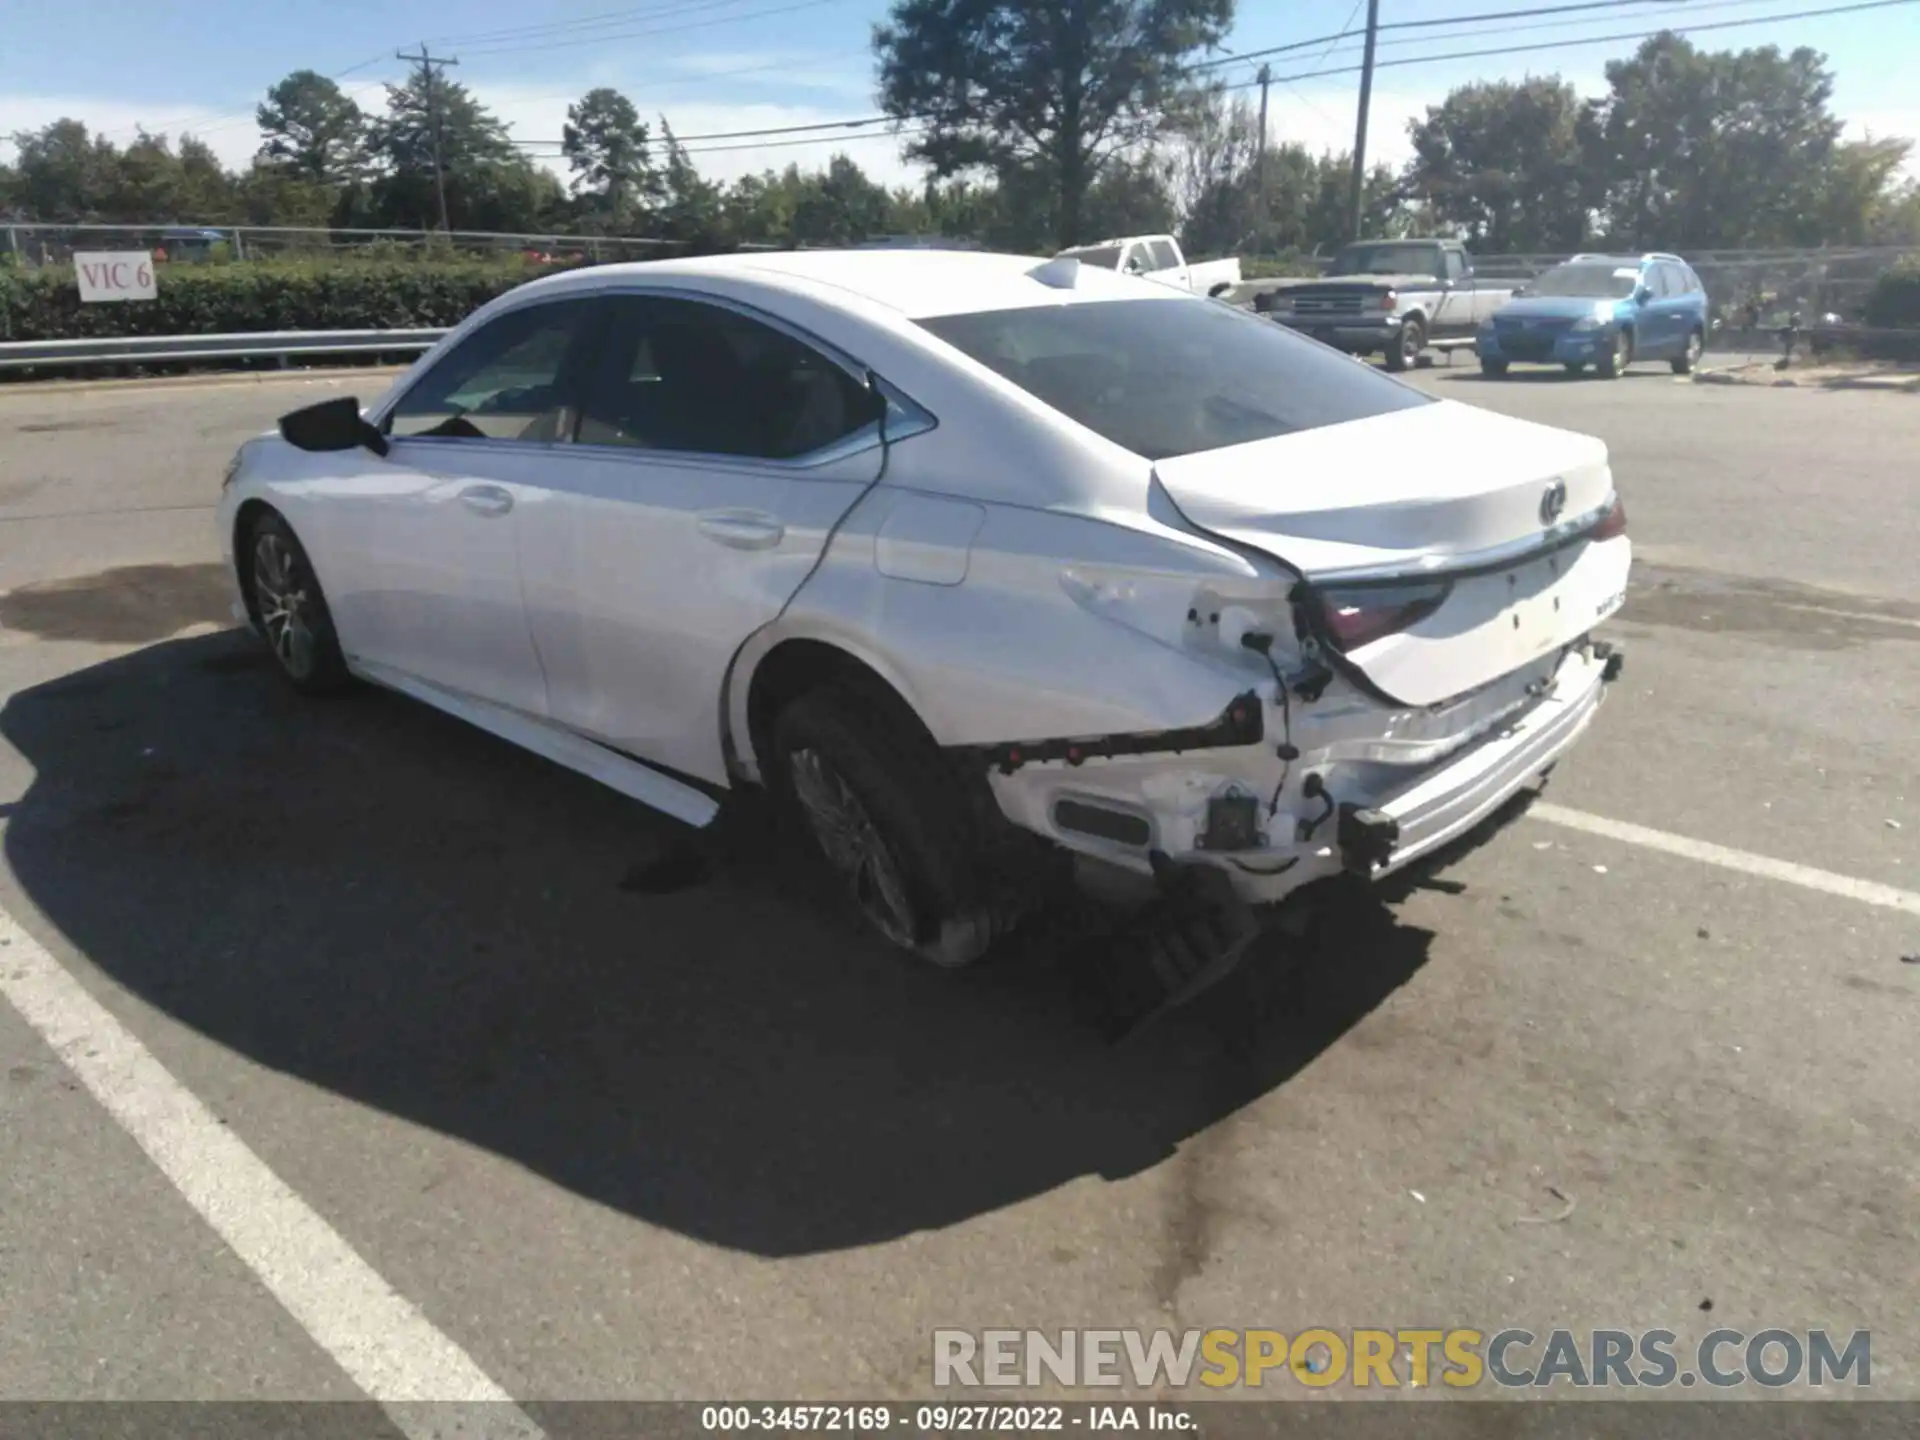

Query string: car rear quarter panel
[726,488,1283,781]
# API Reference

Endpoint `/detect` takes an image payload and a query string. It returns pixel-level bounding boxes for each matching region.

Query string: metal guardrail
[0,329,447,372]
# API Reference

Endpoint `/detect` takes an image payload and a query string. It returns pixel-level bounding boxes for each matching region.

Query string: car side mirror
[1635,286,1653,304]
[279,396,390,457]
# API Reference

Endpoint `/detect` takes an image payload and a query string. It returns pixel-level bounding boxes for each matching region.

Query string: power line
[1187,0,1692,74]
[511,112,922,147]
[488,49,869,111]
[92,51,393,142]
[506,0,1918,161]
[457,0,857,57]
[1214,0,1919,93]
[1206,0,1800,82]
[432,0,790,49]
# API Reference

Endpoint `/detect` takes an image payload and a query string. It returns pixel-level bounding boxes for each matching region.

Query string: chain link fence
[0,221,680,267]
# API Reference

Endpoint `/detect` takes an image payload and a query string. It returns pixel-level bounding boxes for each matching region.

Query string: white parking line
[0,905,544,1440]
[1530,802,1919,915]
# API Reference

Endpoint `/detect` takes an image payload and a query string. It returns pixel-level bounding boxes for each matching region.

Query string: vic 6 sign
[74,251,159,303]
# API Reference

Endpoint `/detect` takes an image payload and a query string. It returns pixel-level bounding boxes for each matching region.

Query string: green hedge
[1861,260,1920,329]
[0,258,564,343]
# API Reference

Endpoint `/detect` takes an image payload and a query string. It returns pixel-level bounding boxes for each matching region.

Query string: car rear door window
[577,295,877,461]
[920,296,1433,461]
[387,299,599,442]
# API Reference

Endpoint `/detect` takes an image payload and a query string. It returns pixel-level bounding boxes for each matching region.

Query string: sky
[2,0,1917,192]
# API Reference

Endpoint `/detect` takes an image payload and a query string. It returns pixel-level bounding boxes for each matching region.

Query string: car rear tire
[1596,329,1633,379]
[770,687,1026,968]
[1672,328,1704,374]
[1384,317,1425,372]
[1480,358,1509,378]
[243,511,350,695]
[1563,362,1587,376]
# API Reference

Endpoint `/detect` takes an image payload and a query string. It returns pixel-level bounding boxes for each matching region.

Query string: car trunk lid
[1151,399,1630,706]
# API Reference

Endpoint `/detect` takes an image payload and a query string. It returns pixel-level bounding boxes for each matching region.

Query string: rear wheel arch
[738,636,934,786]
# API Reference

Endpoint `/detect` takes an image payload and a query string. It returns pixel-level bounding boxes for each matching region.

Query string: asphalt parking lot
[0,358,1914,1415]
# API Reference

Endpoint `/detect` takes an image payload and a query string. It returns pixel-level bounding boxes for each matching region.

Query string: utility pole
[396,43,459,233]
[1256,63,1272,242]
[1348,0,1380,242]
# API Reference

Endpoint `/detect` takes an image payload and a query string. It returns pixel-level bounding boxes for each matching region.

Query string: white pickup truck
[1054,234,1242,298]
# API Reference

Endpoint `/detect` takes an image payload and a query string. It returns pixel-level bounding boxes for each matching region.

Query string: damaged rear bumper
[1348,642,1609,879]
[981,641,1620,908]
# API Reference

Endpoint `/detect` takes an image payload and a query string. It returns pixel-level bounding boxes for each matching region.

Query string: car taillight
[1590,493,1627,541]
[1313,580,1451,652]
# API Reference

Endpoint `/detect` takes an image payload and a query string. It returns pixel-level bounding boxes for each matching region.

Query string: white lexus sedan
[218,249,1630,968]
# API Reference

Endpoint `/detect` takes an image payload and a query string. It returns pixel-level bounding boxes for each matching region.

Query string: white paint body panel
[218,248,1630,906]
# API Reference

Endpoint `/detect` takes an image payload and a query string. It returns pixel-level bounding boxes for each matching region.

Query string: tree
[365,72,537,231]
[653,121,726,248]
[174,136,238,220]
[562,87,658,230]
[1080,153,1178,240]
[1581,34,1846,249]
[256,71,368,186]
[108,131,184,222]
[1816,135,1916,245]
[1404,77,1588,253]
[8,119,117,222]
[237,162,338,227]
[873,0,1233,248]
[1871,177,1920,246]
[792,153,895,244]
[1170,87,1261,257]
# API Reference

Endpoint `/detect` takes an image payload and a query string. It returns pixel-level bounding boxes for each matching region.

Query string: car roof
[524,248,1178,319]
[1564,252,1687,266]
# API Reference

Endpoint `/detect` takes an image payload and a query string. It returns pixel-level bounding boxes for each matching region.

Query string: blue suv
[1476,253,1709,379]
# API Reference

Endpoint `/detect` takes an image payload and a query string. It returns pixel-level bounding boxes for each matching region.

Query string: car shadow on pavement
[0,629,1494,1258]
[1433,368,1675,385]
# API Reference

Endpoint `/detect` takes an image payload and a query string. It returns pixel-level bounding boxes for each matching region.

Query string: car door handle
[696,510,784,550]
[459,484,514,517]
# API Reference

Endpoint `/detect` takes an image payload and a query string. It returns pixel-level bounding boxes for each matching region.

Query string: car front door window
[388,300,599,442]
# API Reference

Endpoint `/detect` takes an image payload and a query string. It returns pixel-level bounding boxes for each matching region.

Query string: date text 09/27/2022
[700,1404,1194,1432]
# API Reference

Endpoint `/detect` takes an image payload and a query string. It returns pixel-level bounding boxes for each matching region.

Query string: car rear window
[1057,244,1123,268]
[918,298,1434,460]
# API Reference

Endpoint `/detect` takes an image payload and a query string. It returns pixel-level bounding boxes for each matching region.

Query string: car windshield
[1529,263,1641,298]
[918,298,1433,461]
[1330,243,1442,277]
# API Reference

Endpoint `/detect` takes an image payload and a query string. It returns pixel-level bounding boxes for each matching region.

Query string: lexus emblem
[1540,479,1568,526]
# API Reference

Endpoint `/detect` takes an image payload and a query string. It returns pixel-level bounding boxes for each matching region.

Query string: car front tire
[1672,327,1704,374]
[1480,358,1509,378]
[1383,317,1425,372]
[244,510,350,694]
[1596,329,1633,379]
[772,687,1014,968]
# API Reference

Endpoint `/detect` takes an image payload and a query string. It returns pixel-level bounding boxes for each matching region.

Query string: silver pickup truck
[1255,238,1515,371]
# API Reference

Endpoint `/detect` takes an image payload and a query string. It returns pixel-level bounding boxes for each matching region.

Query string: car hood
[1494,294,1619,322]
[1294,272,1441,290]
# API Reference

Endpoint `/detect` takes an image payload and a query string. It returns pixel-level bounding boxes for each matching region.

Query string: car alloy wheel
[786,745,919,948]
[252,530,320,680]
